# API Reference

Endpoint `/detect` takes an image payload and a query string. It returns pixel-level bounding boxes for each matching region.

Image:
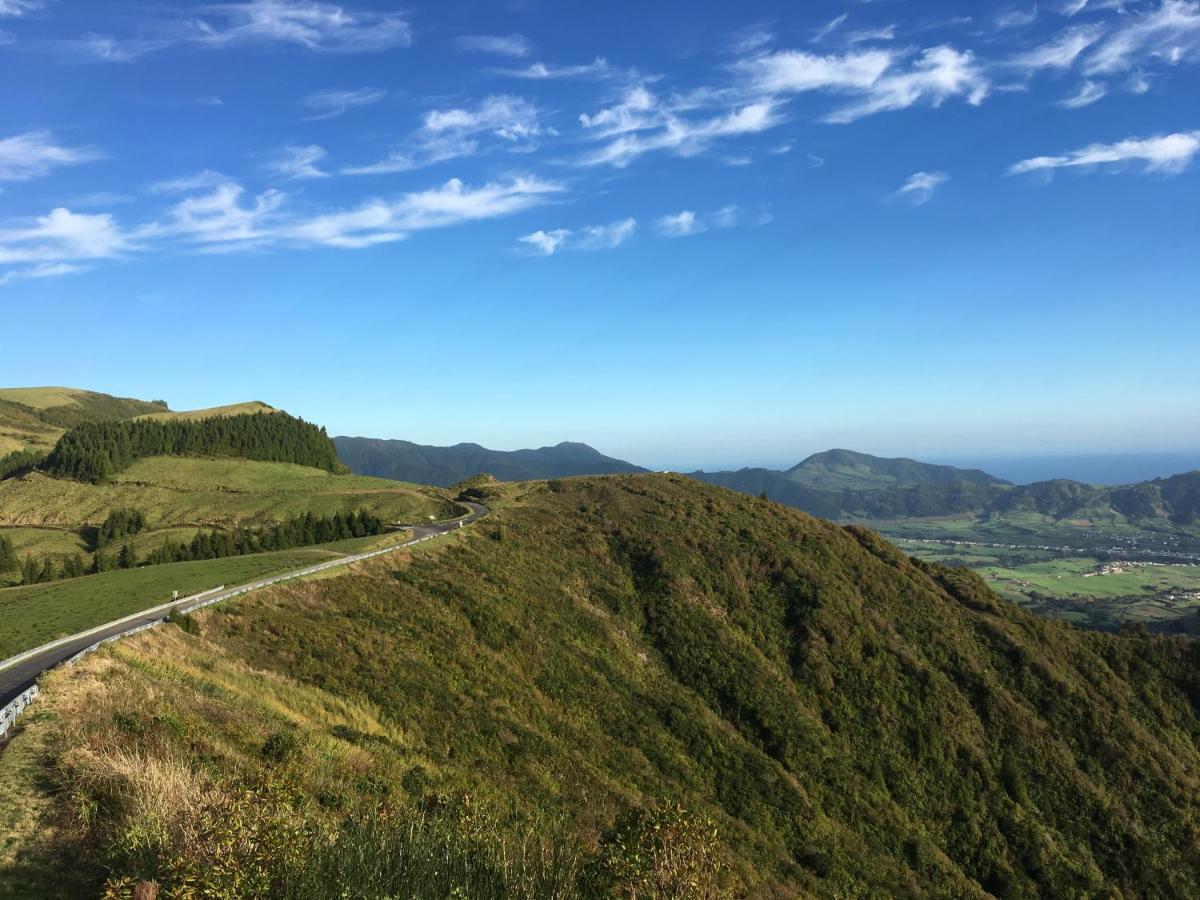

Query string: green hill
[784,448,1008,491]
[7,474,1200,897]
[0,387,167,455]
[335,436,647,486]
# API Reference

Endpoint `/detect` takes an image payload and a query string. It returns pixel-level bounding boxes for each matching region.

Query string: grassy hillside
[135,401,277,422]
[0,388,166,455]
[7,475,1200,897]
[0,532,416,659]
[0,456,458,594]
[0,457,452,530]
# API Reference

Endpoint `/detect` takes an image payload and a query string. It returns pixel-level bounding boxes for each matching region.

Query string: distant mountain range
[692,450,1200,526]
[334,436,647,487]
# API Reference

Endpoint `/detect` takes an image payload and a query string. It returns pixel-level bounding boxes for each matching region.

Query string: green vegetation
[0,536,417,659]
[7,475,1200,897]
[43,411,342,483]
[0,457,454,587]
[783,448,1006,491]
[0,387,167,455]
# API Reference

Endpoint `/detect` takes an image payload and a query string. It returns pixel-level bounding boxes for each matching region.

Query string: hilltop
[6,474,1200,897]
[784,448,1007,491]
[335,436,647,486]
[0,387,167,455]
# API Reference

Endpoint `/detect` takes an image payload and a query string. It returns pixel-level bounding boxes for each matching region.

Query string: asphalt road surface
[0,502,488,713]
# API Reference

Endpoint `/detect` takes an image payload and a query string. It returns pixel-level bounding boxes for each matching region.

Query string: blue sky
[0,0,1197,470]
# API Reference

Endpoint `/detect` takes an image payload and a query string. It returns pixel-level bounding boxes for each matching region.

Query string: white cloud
[189,0,411,52]
[846,25,897,44]
[518,228,571,255]
[825,46,988,123]
[739,48,893,93]
[498,58,610,79]
[0,0,45,16]
[58,33,168,62]
[578,86,780,167]
[521,218,637,255]
[1007,24,1105,72]
[890,171,949,205]
[738,45,987,124]
[656,210,705,237]
[1085,0,1200,74]
[342,151,416,176]
[267,144,330,180]
[1059,79,1108,106]
[347,95,543,174]
[0,208,130,275]
[150,169,232,194]
[0,263,87,287]
[0,131,101,181]
[141,181,285,248]
[713,204,740,227]
[301,87,385,120]
[1009,131,1200,174]
[995,6,1039,29]
[812,14,848,43]
[458,33,529,58]
[575,217,638,250]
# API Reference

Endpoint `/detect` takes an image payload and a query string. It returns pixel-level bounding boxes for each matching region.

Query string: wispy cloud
[457,33,529,58]
[1058,79,1108,107]
[578,86,780,167]
[189,0,412,52]
[890,171,949,205]
[497,57,610,79]
[141,174,564,253]
[824,47,988,124]
[0,0,47,16]
[1009,131,1200,174]
[0,262,87,287]
[812,13,848,43]
[518,218,637,255]
[1084,0,1200,74]
[518,228,571,256]
[347,95,544,174]
[737,45,988,124]
[1006,24,1105,72]
[301,87,385,120]
[266,144,329,180]
[0,131,101,181]
[656,210,704,238]
[0,208,131,281]
[995,6,1039,29]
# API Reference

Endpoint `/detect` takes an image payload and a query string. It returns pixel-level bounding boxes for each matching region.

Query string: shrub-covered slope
[7,475,1200,897]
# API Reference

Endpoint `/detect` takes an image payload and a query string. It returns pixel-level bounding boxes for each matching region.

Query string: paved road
[0,502,488,712]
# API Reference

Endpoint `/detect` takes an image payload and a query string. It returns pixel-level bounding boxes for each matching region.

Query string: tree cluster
[0,448,46,481]
[42,412,342,483]
[94,508,147,550]
[146,510,385,566]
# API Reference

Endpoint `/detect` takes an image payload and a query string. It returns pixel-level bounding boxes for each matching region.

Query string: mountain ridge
[334,435,647,486]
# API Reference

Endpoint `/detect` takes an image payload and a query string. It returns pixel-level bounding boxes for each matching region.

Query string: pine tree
[21,555,38,585]
[117,544,137,570]
[0,534,15,572]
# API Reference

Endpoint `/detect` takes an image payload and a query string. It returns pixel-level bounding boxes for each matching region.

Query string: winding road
[0,502,488,716]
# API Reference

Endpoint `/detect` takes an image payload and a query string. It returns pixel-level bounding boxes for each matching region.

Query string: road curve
[0,502,488,714]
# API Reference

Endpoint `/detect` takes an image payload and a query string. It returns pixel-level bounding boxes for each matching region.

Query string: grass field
[0,530,418,659]
[0,457,455,529]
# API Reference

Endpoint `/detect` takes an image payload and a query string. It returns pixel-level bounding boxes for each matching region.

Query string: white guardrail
[0,523,465,741]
